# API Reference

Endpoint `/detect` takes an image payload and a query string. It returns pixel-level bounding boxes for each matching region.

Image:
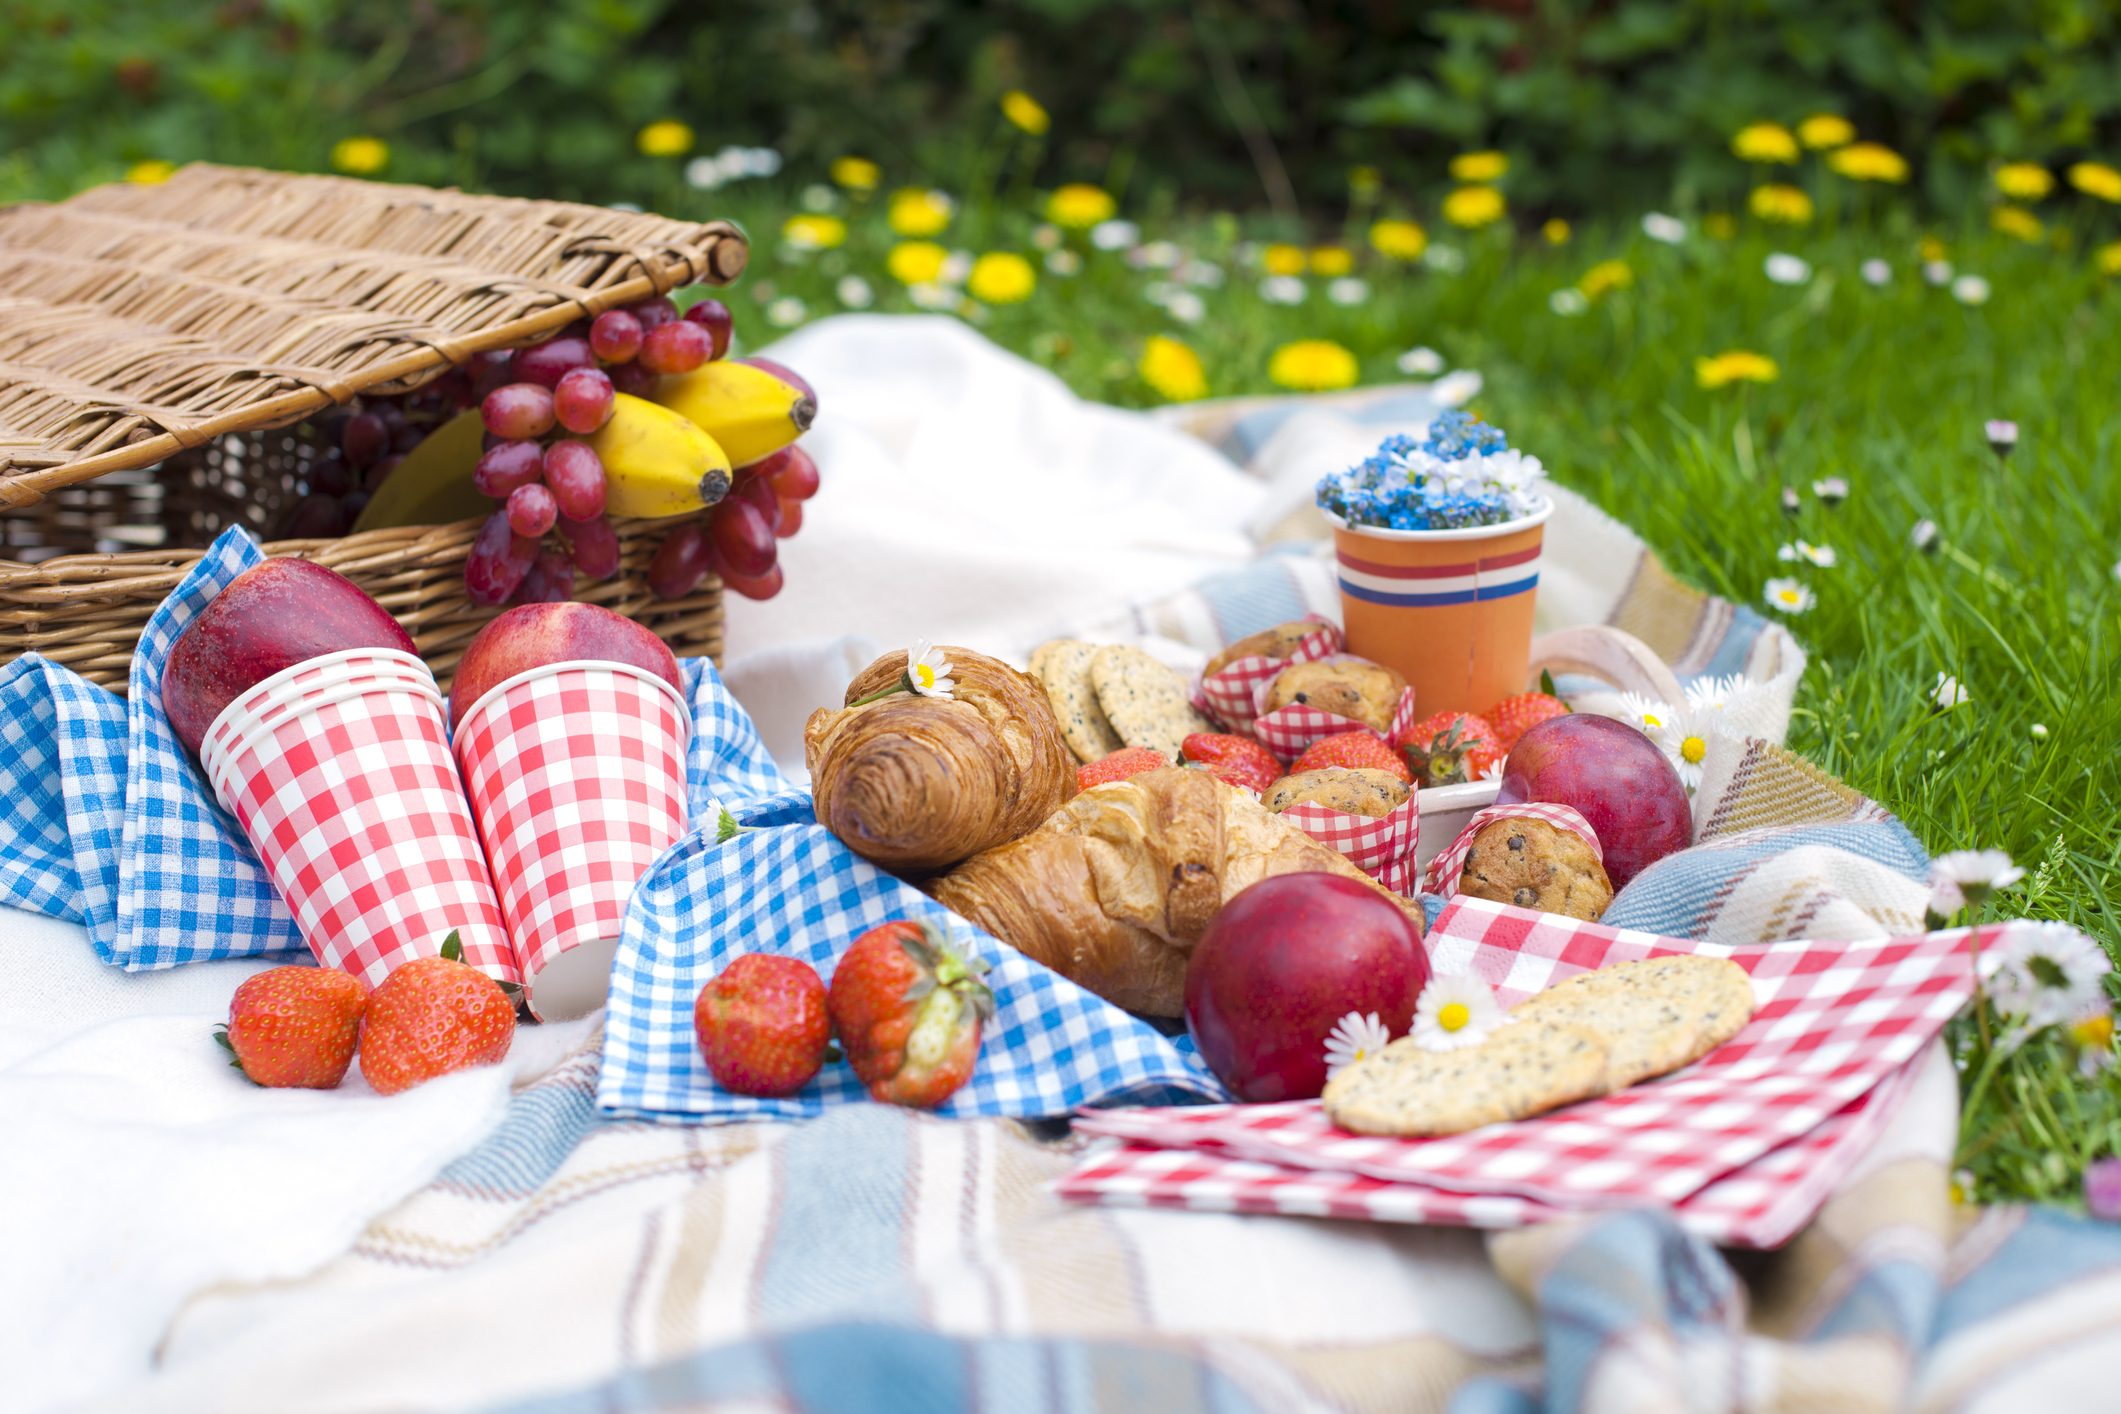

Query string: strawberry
[1076,746,1168,791]
[828,919,993,1108]
[1180,733,1283,793]
[1289,729,1413,783]
[216,965,368,1089]
[1487,691,1568,752]
[357,931,517,1096]
[694,954,832,1097]
[1402,710,1501,787]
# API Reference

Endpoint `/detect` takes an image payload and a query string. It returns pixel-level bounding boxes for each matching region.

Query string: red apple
[1183,873,1429,1103]
[162,558,416,756]
[1497,713,1692,891]
[449,601,682,729]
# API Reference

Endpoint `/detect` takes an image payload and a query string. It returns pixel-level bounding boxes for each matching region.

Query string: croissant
[804,646,1075,874]
[932,767,1424,1016]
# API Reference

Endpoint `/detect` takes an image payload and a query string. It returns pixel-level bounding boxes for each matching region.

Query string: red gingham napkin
[1056,1052,1925,1249]
[1191,616,1342,732]
[1422,802,1602,897]
[1251,677,1420,761]
[1277,791,1420,884]
[1075,896,1988,1209]
[455,662,691,1017]
[200,649,515,988]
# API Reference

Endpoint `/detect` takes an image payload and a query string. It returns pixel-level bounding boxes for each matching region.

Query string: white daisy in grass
[1683,673,1752,714]
[1177,259,1225,288]
[941,250,974,285]
[1032,223,1063,251]
[2031,722,2050,740]
[1323,1012,1393,1077]
[1128,240,1182,270]
[1423,243,1466,273]
[1090,219,1140,251]
[1932,672,1970,711]
[1327,277,1371,306]
[1985,420,2019,457]
[1952,274,1991,306]
[799,183,839,212]
[1412,975,1507,1053]
[1549,287,1589,316]
[1861,258,1892,287]
[1163,291,1205,324]
[836,275,874,310]
[1044,249,1083,277]
[1615,693,1714,789]
[1777,540,1839,568]
[1398,346,1445,377]
[1259,275,1306,305]
[1911,518,1941,554]
[1930,849,2023,917]
[909,282,958,310]
[1812,477,1850,504]
[765,297,807,328]
[1923,259,1954,286]
[1765,252,1812,285]
[1642,212,1687,244]
[1981,923,2111,1032]
[1763,577,1815,615]
[1610,691,1675,738]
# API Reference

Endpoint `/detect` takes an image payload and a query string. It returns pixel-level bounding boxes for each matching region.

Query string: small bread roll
[1203,619,1331,677]
[1261,658,1406,734]
[1263,768,1410,818]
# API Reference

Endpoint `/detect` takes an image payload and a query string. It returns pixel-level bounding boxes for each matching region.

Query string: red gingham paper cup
[1251,673,1420,761]
[1421,802,1602,897]
[198,648,515,989]
[1190,616,1343,732]
[1276,790,1420,894]
[454,660,692,1021]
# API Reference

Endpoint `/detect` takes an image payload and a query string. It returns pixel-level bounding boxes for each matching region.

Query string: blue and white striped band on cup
[1336,542,1542,607]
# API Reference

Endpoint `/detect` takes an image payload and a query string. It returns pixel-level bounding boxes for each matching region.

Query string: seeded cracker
[1512,955,1754,1090]
[1324,1022,1610,1137]
[1029,639,1124,765]
[1089,645,1216,761]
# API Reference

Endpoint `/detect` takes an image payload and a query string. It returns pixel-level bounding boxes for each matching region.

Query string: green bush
[3,0,2119,220]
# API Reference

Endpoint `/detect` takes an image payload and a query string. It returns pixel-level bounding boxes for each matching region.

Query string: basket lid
[0,163,747,507]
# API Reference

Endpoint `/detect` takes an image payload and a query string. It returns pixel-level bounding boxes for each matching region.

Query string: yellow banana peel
[591,392,734,519]
[651,360,817,468]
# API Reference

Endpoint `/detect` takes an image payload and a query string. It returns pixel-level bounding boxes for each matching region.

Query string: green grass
[696,188,2121,1207]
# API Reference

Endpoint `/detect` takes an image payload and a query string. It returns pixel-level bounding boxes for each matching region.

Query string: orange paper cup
[1329,500,1553,719]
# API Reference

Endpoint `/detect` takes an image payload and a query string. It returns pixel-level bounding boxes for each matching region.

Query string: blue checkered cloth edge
[0,526,1221,1120]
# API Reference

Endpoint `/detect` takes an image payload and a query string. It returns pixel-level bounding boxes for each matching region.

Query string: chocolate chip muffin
[1263,767,1410,819]
[1260,658,1406,734]
[1456,816,1614,921]
[1203,619,1334,677]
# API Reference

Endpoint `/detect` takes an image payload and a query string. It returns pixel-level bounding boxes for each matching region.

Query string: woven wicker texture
[0,164,750,689]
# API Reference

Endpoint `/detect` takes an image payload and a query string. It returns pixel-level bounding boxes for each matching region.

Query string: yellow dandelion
[1309,246,1354,277]
[831,156,881,192]
[1748,184,1815,225]
[1797,114,1854,150]
[1578,259,1633,300]
[331,136,390,174]
[1542,218,1571,245]
[1260,243,1306,276]
[1995,163,2053,202]
[1368,219,1427,262]
[2068,161,2121,204]
[2098,240,2121,277]
[1829,142,1909,183]
[1696,350,1779,389]
[126,159,176,185]
[1449,150,1508,183]
[1349,165,1382,198]
[967,252,1036,304]
[1732,122,1799,164]
[1001,90,1050,136]
[1139,335,1208,403]
[1267,339,1360,392]
[887,241,949,285]
[1920,235,1948,263]
[1991,205,2045,243]
[1046,183,1116,229]
[634,122,692,159]
[781,214,848,251]
[1442,185,1506,229]
[1703,212,1737,240]
[887,188,953,237]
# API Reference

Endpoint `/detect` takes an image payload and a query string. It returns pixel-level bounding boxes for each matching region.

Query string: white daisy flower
[1032,223,1063,251]
[799,183,839,212]
[906,640,955,699]
[835,275,874,310]
[1923,259,1954,286]
[1952,274,1991,306]
[1044,249,1083,277]
[1549,287,1590,316]
[1090,219,1140,252]
[2031,722,2050,740]
[1163,291,1205,324]
[1985,420,2018,457]
[1178,259,1225,287]
[1929,850,2022,920]
[1617,693,1715,790]
[1431,370,1483,407]
[941,250,974,285]
[764,296,807,328]
[1412,974,1507,1053]
[908,282,957,310]
[1323,1012,1393,1077]
[1683,673,1752,713]
[1777,540,1839,567]
[742,147,783,178]
[1609,691,1676,738]
[1398,346,1446,377]
[1259,275,1306,305]
[685,155,730,191]
[1763,577,1815,615]
[1128,240,1182,269]
[1765,252,1812,285]
[1642,212,1687,244]
[1861,258,1892,287]
[1932,672,1970,711]
[1423,244,1466,273]
[1812,477,1850,504]
[1982,923,2111,1031]
[1328,276,1371,306]
[1910,518,1940,553]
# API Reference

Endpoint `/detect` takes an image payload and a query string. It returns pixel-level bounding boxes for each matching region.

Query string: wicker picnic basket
[0,163,750,693]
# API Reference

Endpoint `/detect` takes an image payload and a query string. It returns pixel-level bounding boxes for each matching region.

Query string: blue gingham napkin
[0,525,1220,1119]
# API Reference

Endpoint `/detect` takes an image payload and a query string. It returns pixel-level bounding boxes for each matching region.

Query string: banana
[350,408,493,533]
[651,360,816,468]
[591,392,734,519]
